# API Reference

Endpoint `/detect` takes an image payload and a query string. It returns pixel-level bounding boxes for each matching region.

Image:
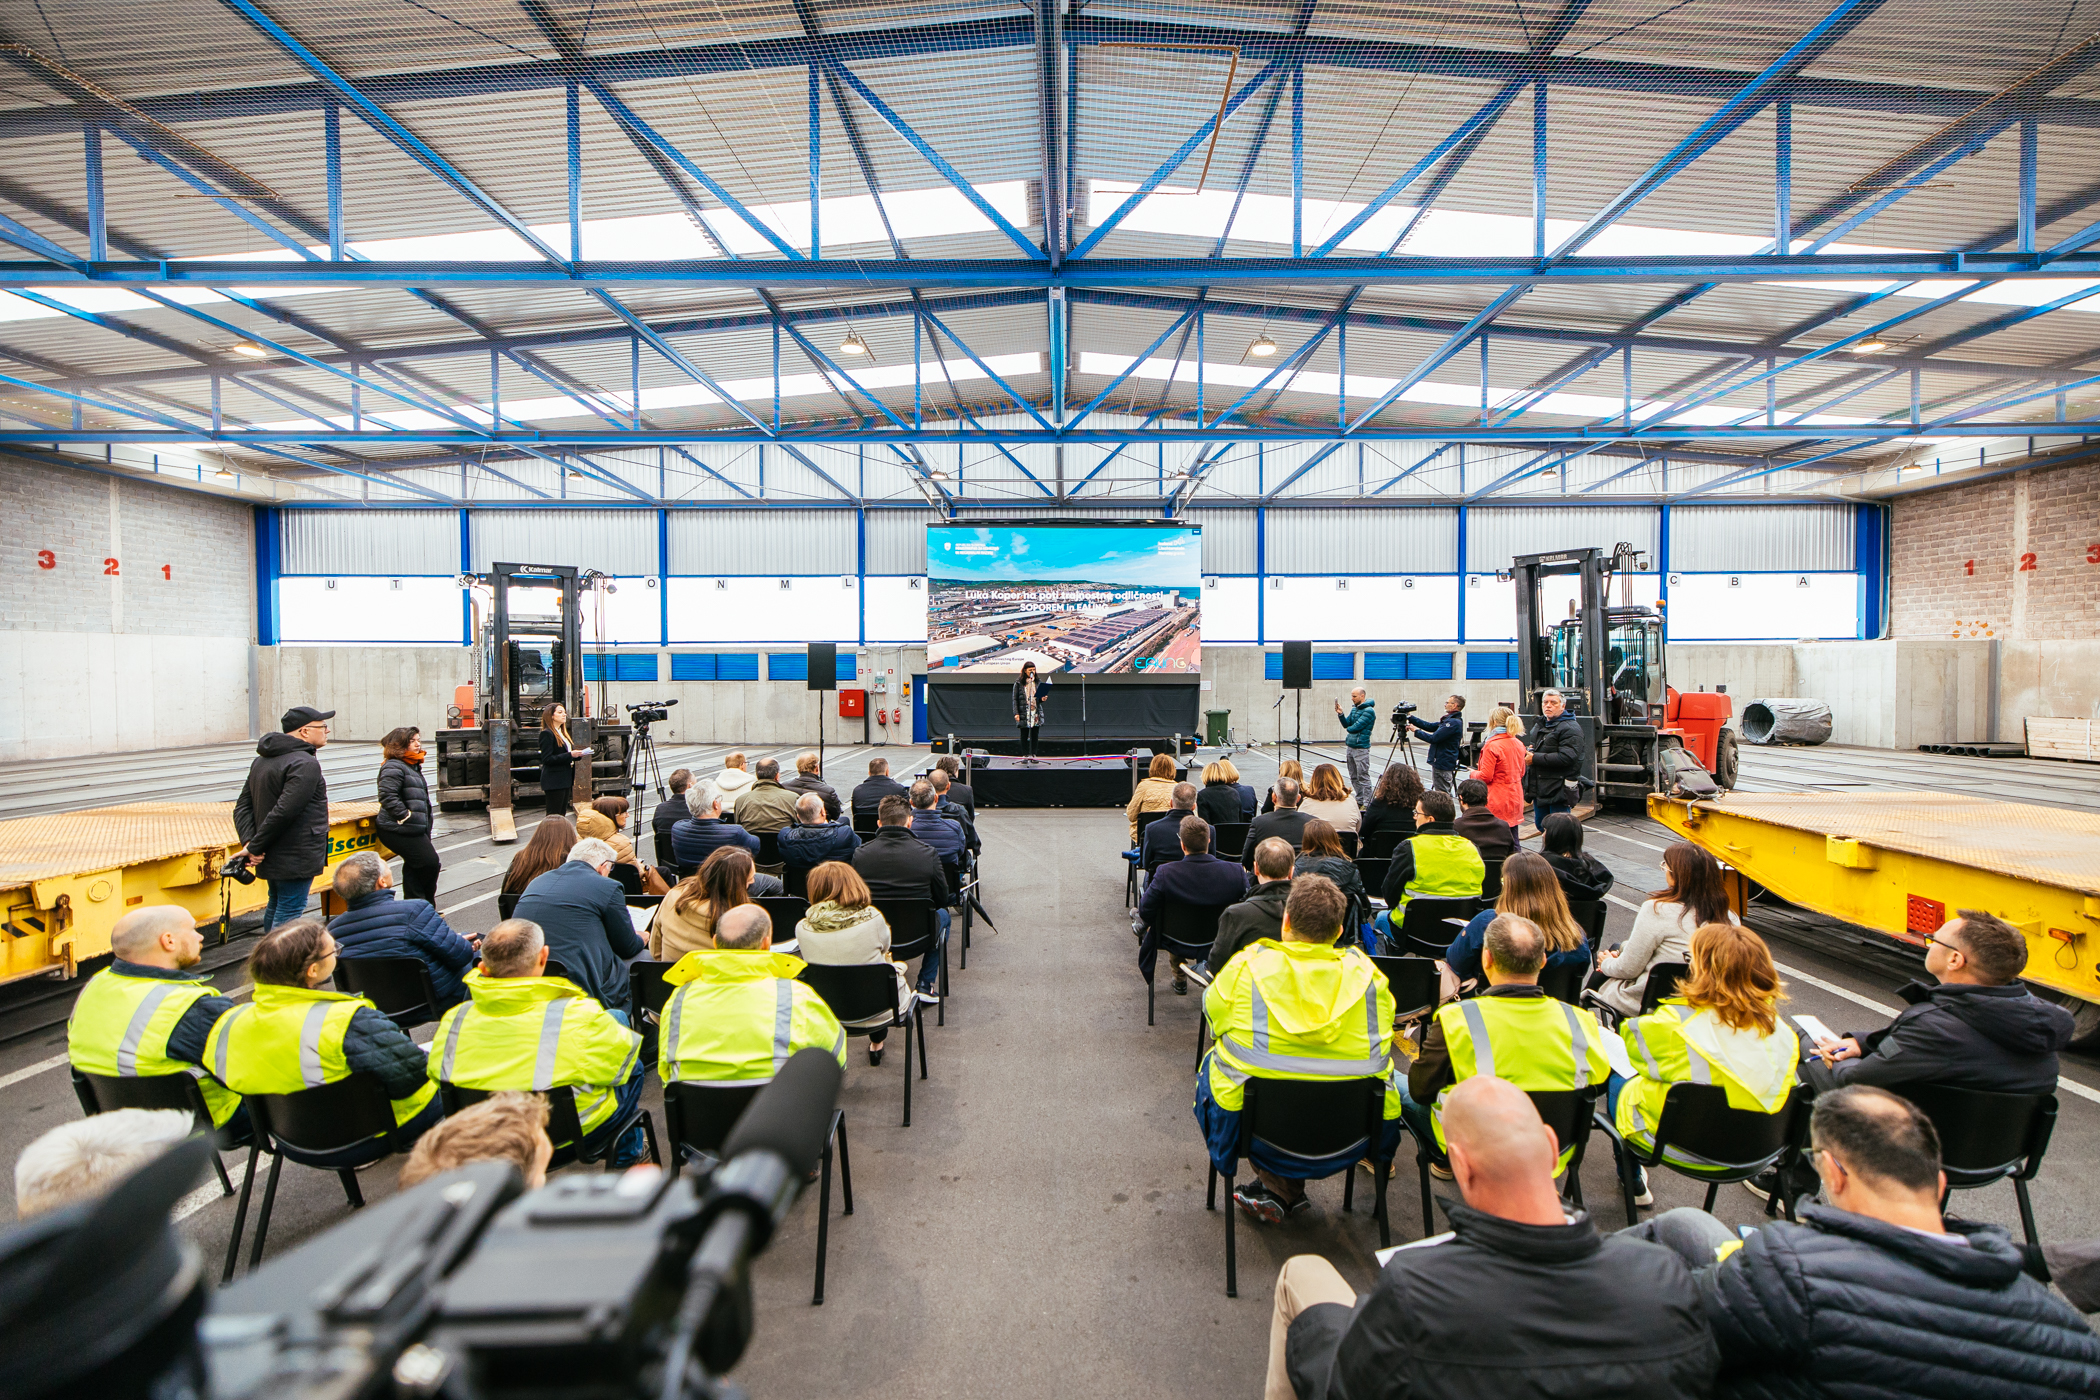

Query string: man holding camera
[1408,693,1465,795]
[233,705,334,931]
[1333,688,1377,807]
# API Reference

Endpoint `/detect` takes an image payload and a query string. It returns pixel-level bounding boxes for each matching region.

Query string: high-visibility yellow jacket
[1430,988,1611,1170]
[1615,998,1799,1163]
[1202,937,1400,1119]
[427,971,641,1135]
[657,948,846,1084]
[204,982,437,1126]
[68,966,242,1127]
[1397,831,1485,913]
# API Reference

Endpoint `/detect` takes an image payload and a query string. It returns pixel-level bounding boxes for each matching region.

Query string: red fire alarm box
[839,688,866,718]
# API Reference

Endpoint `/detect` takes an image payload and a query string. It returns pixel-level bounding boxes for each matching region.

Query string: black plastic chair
[1207,1076,1390,1297]
[1479,858,1505,902]
[1149,899,1230,1028]
[1390,896,1480,959]
[71,1068,239,1195]
[652,825,673,870]
[1639,962,1691,1015]
[333,955,443,1030]
[1359,828,1404,860]
[1338,830,1359,860]
[1567,900,1608,952]
[1602,1083,1806,1226]
[1354,857,1391,905]
[1539,961,1584,1005]
[783,863,811,899]
[627,958,675,1068]
[225,1073,401,1281]
[1368,955,1441,1022]
[497,889,522,921]
[873,898,945,1026]
[754,830,785,874]
[610,862,644,898]
[851,810,880,837]
[1411,1084,1599,1238]
[1126,810,1171,906]
[543,956,571,981]
[1897,1083,2056,1246]
[1212,821,1252,860]
[663,1080,850,1305]
[437,1079,658,1172]
[757,894,811,947]
[799,961,928,1127]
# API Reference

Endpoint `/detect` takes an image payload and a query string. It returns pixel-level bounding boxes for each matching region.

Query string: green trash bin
[1205,708,1231,747]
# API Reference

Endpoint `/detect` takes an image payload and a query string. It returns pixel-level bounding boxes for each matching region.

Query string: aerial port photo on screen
[927,523,1201,674]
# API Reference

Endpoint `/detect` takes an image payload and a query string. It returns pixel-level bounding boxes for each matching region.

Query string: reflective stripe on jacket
[1402,832,1485,911]
[204,982,437,1126]
[428,971,641,1135]
[1201,938,1400,1119]
[657,948,846,1085]
[1432,991,1611,1168]
[68,968,241,1127]
[1615,998,1799,1164]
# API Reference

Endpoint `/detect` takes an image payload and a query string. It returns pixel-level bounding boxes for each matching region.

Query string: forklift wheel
[1714,729,1740,790]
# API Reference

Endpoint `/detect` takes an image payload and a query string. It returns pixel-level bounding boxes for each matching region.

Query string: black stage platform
[969,755,1190,808]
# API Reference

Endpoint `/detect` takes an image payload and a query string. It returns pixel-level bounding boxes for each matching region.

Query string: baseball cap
[281,705,337,731]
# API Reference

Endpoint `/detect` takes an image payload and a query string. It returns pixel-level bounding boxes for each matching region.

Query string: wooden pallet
[2025,717,2098,764]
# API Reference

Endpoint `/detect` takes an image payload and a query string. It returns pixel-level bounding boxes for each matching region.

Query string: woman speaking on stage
[1011,661,1048,758]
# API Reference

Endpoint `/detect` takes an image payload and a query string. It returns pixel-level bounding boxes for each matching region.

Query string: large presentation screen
[927,520,1201,677]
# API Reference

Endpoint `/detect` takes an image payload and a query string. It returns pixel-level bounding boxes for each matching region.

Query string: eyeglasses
[1928,937,1965,956]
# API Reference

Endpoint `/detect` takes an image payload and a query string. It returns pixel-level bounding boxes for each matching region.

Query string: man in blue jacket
[777,793,861,885]
[513,838,645,1016]
[1407,693,1465,795]
[1334,688,1378,806]
[669,779,759,873]
[327,851,480,1009]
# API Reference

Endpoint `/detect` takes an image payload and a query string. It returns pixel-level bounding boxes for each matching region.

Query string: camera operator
[232,705,334,931]
[1407,693,1466,795]
[1333,687,1377,807]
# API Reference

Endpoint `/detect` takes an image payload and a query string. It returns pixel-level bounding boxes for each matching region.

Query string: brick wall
[2022,462,2100,641]
[1889,458,2100,642]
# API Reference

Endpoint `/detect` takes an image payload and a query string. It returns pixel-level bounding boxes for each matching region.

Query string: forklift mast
[1510,547,1613,716]
[486,562,590,839]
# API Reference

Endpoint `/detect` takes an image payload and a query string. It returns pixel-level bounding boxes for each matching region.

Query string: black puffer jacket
[375,755,432,838]
[1700,1203,2100,1399]
[1524,712,1586,801]
[1546,849,1614,902]
[1826,979,2075,1096]
[342,1003,435,1102]
[1288,1201,1717,1399]
[232,732,330,881]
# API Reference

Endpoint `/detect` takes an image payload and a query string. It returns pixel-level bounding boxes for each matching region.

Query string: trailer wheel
[1715,728,1740,790]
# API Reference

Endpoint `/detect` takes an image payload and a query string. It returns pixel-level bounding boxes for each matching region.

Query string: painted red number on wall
[35,550,53,569]
[2088,544,2100,565]
[2019,552,2037,572]
[1964,559,1974,575]
[102,558,118,576]
[160,564,171,580]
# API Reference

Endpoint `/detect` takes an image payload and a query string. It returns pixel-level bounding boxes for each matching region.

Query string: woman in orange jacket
[1473,704,1528,828]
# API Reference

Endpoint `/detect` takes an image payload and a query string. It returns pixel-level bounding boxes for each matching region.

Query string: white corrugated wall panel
[1181,508,1257,573]
[1465,507,1660,572]
[469,510,657,575]
[1669,505,1856,571]
[665,509,857,574]
[282,509,459,575]
[1265,508,1458,574]
[865,509,943,573]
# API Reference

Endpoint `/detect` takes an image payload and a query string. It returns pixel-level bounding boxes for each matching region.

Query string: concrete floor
[1,739,2097,1395]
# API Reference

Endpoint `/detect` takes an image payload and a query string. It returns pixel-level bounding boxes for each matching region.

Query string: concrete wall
[0,458,255,761]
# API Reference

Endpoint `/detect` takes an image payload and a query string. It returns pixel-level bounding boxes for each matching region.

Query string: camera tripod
[1384,718,1421,773]
[628,723,668,805]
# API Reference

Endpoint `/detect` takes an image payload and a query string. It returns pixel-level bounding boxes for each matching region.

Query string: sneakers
[1428,1162,1454,1181]
[1233,1182,1285,1225]
[1630,1166,1653,1208]
[1743,1168,1780,1203]
[1284,1194,1314,1219]
[913,989,942,1006]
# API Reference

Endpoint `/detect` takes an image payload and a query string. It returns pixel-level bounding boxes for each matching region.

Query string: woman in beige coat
[1125,751,1181,845]
[651,846,761,960]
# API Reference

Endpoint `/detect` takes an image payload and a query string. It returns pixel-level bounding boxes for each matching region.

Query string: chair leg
[1343,1162,1355,1214]
[813,1134,832,1306]
[641,1110,660,1167]
[1147,974,1156,1028]
[1225,1168,1237,1299]
[916,1004,929,1079]
[1417,1154,1435,1240]
[1614,1142,1640,1228]
[1703,1181,1719,1212]
[249,1151,285,1271]
[1194,1018,1206,1074]
[210,1150,234,1196]
[222,1142,261,1284]
[2015,1178,2041,1249]
[339,1167,365,1209]
[835,1111,853,1216]
[902,1014,914,1129]
[1374,1161,1391,1250]
[1206,1165,1218,1212]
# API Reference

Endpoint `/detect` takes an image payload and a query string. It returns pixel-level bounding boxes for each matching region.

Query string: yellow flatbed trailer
[1648,791,2100,1032]
[0,802,390,985]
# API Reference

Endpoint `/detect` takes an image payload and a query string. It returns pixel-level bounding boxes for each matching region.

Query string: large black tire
[1715,728,1740,790]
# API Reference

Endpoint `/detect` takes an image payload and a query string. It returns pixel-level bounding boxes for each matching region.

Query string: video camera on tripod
[0,1050,845,1400]
[625,699,679,730]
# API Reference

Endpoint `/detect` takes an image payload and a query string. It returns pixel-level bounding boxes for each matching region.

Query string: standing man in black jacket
[1274,1075,1715,1400]
[234,705,334,931]
[1524,689,1585,830]
[1406,693,1465,795]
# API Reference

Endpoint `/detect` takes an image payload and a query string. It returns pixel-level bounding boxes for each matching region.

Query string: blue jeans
[1532,797,1573,832]
[916,909,951,993]
[1398,1079,1437,1159]
[1606,1071,1630,1122]
[263,878,311,930]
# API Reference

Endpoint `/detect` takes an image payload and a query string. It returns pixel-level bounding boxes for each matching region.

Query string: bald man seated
[1267,1077,1717,1400]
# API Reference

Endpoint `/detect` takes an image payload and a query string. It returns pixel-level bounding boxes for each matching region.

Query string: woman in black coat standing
[1011,661,1049,759]
[376,726,442,907]
[539,703,591,817]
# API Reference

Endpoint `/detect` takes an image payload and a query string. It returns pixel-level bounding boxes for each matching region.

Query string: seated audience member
[397,1091,553,1192]
[1375,791,1484,941]
[1446,851,1591,989]
[204,920,441,1155]
[1197,876,1401,1224]
[853,794,951,997]
[512,838,645,1016]
[1472,705,1528,828]
[1261,759,1304,814]
[498,816,574,922]
[1208,837,1294,973]
[1405,914,1610,1171]
[1298,763,1361,834]
[1451,778,1517,863]
[1126,752,1182,844]
[14,1109,194,1219]
[795,861,910,1065]
[933,755,976,820]
[710,751,755,813]
[1196,761,1245,826]
[1803,909,2074,1096]
[1272,1077,1717,1400]
[927,769,980,855]
[670,780,760,873]
[782,751,844,821]
[1592,842,1738,1021]
[577,797,638,865]
[1139,782,1208,874]
[778,793,861,886]
[1630,1086,2100,1395]
[653,846,775,962]
[853,757,909,819]
[1218,757,1259,820]
[658,905,847,1085]
[68,906,243,1133]
[1294,819,1369,947]
[427,918,647,1166]
[734,758,800,838]
[906,779,966,878]
[327,851,479,1008]
[1138,815,1250,996]
[1541,812,1614,903]
[1357,762,1423,846]
[1243,776,1314,871]
[649,768,693,859]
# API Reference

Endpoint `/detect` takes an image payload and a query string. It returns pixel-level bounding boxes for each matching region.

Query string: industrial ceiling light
[214,464,234,479]
[1248,333,1278,358]
[839,330,870,357]
[926,467,951,480]
[228,340,269,359]
[1853,338,1889,353]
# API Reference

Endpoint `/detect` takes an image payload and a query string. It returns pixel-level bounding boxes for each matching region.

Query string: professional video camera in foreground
[0,1049,845,1400]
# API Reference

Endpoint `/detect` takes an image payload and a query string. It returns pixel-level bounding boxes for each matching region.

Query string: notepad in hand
[1791,1013,1838,1045]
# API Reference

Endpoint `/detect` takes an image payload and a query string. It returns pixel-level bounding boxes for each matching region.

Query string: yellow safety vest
[1615,999,1799,1164]
[1201,938,1400,1119]
[1400,832,1485,911]
[1432,989,1611,1169]
[67,968,241,1128]
[428,971,641,1135]
[658,948,846,1085]
[203,982,436,1126]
